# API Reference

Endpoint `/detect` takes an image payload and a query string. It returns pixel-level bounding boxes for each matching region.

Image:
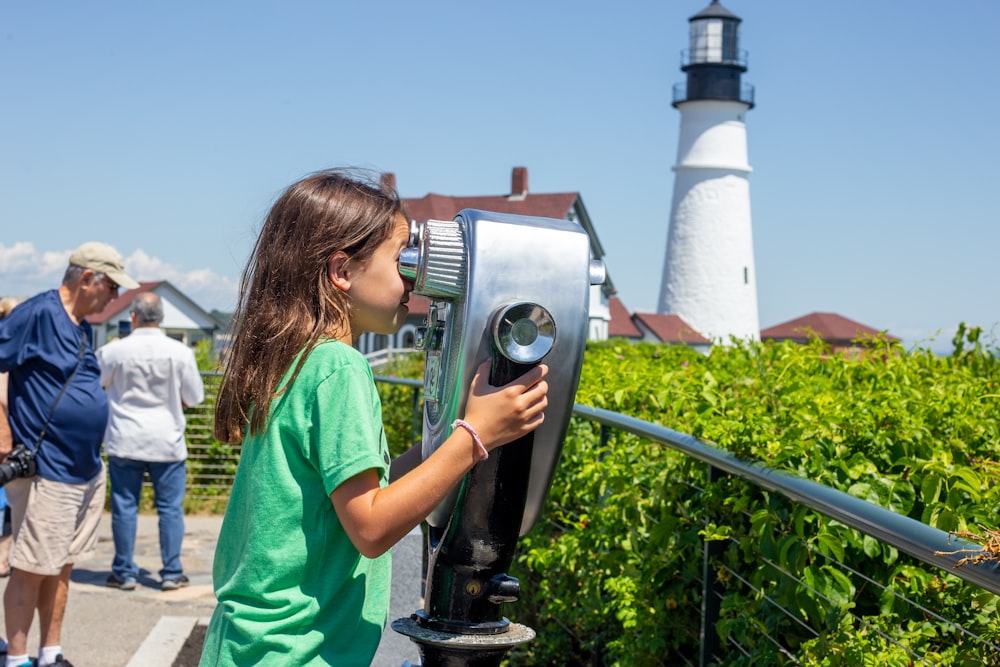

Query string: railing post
[599,423,611,451]
[410,386,422,447]
[700,464,724,667]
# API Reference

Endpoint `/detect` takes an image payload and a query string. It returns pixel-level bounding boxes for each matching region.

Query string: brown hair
[214,169,405,443]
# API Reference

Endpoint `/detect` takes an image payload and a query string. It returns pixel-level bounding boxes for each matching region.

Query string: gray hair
[62,264,106,286]
[130,292,163,325]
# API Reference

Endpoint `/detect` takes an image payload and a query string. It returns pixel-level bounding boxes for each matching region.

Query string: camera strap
[30,330,88,455]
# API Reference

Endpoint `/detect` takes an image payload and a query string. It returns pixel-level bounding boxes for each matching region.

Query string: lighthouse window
[691,20,723,63]
[690,18,739,64]
[744,267,749,284]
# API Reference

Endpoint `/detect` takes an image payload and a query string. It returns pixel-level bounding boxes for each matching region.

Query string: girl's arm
[332,361,548,559]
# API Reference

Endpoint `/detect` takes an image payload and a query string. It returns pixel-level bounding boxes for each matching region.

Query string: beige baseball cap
[68,242,140,290]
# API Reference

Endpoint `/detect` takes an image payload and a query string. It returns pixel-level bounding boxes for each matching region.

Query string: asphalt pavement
[0,513,424,667]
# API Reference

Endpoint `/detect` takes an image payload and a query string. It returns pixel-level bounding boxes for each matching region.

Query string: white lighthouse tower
[658,0,760,342]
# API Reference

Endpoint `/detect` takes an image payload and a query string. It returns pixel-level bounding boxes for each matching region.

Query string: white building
[658,0,760,342]
[87,280,225,349]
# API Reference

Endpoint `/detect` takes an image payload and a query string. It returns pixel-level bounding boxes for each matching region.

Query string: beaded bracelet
[452,419,489,461]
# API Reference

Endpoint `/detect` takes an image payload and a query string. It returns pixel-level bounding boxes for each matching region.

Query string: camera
[0,443,38,486]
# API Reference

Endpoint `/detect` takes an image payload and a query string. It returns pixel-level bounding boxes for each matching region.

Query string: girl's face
[339,215,414,340]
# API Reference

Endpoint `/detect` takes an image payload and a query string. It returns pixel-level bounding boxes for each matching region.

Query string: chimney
[509,166,528,200]
[380,172,397,194]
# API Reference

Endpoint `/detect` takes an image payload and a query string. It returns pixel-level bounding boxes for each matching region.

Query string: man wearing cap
[0,242,139,667]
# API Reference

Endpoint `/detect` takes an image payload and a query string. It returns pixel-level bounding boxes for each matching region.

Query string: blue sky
[2,1,997,353]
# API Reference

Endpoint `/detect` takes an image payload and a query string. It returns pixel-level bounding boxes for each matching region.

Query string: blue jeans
[108,456,187,581]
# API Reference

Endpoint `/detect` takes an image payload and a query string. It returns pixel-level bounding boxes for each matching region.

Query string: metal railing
[681,47,749,69]
[183,371,235,504]
[182,373,1000,662]
[572,404,1000,665]
[365,347,422,371]
[573,404,1000,594]
[672,81,755,107]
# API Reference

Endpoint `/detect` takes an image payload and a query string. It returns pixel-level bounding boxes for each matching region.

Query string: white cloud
[0,243,238,313]
[0,242,70,284]
[125,249,239,312]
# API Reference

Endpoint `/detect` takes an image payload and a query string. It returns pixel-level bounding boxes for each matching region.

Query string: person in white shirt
[96,292,204,592]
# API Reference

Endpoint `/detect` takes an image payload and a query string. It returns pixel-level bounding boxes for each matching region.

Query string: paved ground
[0,513,424,666]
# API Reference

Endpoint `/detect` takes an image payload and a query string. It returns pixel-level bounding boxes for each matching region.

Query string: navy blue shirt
[0,290,107,483]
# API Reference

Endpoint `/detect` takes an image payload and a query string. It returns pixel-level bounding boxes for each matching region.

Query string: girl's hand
[460,360,549,452]
[332,360,548,558]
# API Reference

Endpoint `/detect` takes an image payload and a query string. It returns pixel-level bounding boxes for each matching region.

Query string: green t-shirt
[200,341,392,667]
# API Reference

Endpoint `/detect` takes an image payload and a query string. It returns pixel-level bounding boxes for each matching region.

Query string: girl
[199,170,549,666]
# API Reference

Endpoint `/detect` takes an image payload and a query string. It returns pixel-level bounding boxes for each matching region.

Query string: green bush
[506,328,1000,665]
[178,327,1000,663]
[374,353,426,459]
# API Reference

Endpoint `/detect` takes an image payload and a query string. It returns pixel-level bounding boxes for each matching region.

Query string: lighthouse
[657,0,760,342]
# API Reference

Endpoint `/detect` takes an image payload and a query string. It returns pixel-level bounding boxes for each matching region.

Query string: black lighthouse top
[672,0,755,108]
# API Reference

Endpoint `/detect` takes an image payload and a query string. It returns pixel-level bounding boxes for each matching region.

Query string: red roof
[760,312,897,344]
[396,166,617,297]
[87,281,163,325]
[402,191,579,225]
[608,296,642,338]
[632,312,710,345]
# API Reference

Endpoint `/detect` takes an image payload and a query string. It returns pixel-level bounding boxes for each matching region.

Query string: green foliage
[193,338,220,371]
[374,353,426,459]
[182,328,1000,663]
[503,335,1000,665]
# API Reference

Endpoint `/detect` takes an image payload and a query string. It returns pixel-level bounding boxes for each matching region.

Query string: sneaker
[161,574,190,591]
[105,574,137,591]
[46,655,74,667]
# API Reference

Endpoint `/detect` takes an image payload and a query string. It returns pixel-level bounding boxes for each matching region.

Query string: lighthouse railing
[672,81,755,107]
[681,47,748,68]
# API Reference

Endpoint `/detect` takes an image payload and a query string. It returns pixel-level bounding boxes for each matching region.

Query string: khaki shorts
[5,463,106,576]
